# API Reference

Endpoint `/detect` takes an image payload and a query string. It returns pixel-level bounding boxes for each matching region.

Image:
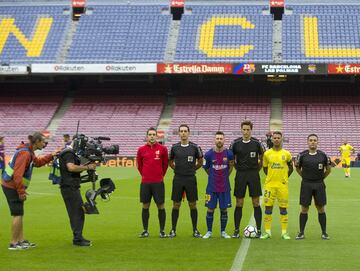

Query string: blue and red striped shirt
[203,148,234,193]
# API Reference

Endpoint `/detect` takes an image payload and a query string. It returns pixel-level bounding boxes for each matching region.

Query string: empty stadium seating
[285,4,360,15]
[175,5,273,63]
[0,93,62,155]
[50,95,165,157]
[282,88,360,156]
[166,96,271,152]
[67,5,171,63]
[0,5,70,64]
[283,4,360,63]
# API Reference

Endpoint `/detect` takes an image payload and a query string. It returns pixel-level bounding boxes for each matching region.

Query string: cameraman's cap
[28,132,46,143]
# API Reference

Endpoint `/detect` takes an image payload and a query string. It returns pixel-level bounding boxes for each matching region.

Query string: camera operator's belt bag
[2,147,33,188]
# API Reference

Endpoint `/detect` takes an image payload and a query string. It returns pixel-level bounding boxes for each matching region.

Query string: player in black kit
[169,124,203,238]
[230,120,265,238]
[295,134,331,240]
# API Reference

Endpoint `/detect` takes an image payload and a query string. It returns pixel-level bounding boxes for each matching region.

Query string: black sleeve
[295,153,302,168]
[195,145,203,159]
[324,153,331,166]
[62,152,75,165]
[169,146,175,160]
[229,141,235,153]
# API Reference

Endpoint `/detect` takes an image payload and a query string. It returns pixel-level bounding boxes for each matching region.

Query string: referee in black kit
[295,134,331,240]
[230,120,265,238]
[168,124,203,238]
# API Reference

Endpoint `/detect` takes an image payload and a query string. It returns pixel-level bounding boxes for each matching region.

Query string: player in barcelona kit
[202,131,234,239]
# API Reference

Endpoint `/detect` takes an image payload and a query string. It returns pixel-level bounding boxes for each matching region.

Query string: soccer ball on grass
[243,225,257,238]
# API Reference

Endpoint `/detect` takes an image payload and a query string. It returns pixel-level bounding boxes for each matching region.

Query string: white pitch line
[229,215,256,271]
[230,192,264,271]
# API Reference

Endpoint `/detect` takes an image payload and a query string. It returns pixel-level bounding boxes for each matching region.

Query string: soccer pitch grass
[0,167,359,271]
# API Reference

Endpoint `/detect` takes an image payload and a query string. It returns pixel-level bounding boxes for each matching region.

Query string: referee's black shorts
[300,181,327,207]
[171,175,198,202]
[234,170,262,198]
[2,185,24,216]
[140,182,165,204]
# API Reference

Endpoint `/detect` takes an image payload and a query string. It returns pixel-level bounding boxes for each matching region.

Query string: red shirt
[137,142,168,183]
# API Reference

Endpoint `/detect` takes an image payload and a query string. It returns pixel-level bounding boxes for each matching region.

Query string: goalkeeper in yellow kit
[260,131,293,240]
[339,140,355,178]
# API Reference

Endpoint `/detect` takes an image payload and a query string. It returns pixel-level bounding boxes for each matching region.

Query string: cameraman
[266,132,273,149]
[58,144,96,246]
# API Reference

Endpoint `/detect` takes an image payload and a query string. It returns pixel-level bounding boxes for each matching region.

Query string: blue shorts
[205,191,232,209]
[0,160,4,170]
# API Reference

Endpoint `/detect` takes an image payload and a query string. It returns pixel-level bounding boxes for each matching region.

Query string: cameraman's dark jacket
[58,149,81,188]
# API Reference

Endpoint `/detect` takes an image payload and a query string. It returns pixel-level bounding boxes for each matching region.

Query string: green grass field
[0,167,359,271]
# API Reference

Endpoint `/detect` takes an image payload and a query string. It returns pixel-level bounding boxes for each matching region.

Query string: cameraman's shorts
[140,182,164,204]
[2,185,24,216]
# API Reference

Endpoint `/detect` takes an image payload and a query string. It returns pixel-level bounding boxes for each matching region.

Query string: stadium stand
[0,87,63,155]
[0,5,71,64]
[67,4,171,63]
[283,4,360,63]
[51,92,165,157]
[165,81,271,151]
[175,4,273,63]
[282,85,360,156]
[166,96,271,152]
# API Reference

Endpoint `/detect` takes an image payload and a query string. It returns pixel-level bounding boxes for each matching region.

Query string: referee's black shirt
[230,137,265,171]
[169,142,203,176]
[295,150,331,182]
